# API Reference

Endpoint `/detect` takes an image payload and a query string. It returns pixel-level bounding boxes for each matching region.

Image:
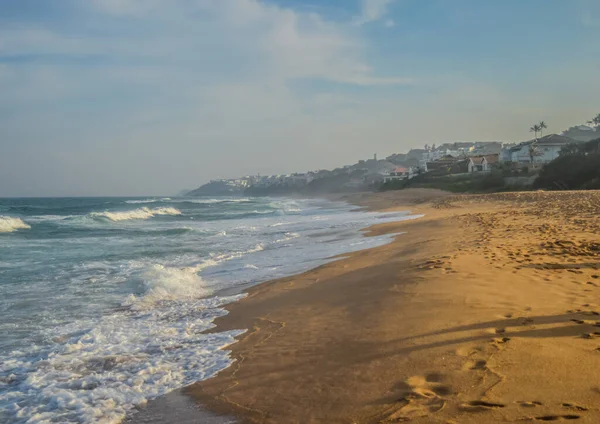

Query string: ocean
[0,196,417,423]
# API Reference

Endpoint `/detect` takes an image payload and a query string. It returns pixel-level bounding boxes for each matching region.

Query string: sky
[1,0,599,196]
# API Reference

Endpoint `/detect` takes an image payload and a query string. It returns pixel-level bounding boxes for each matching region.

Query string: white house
[383,167,415,183]
[467,154,498,173]
[534,135,577,163]
[508,134,576,164]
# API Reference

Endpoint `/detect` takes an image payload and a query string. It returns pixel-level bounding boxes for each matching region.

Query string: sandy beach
[188,189,600,423]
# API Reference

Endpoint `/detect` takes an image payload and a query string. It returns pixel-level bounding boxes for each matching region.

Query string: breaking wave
[275,232,300,243]
[122,262,215,310]
[125,198,172,204]
[211,244,264,262]
[0,216,31,233]
[90,207,182,222]
[0,292,245,424]
[182,198,251,204]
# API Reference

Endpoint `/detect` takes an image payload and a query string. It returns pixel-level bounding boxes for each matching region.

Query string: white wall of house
[535,145,563,163]
[420,151,443,163]
[510,147,532,163]
[509,143,566,164]
[383,168,415,182]
[444,149,461,157]
[468,158,490,173]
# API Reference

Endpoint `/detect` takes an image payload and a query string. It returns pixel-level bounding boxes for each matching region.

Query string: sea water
[0,196,418,423]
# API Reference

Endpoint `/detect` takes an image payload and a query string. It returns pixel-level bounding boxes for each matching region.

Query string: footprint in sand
[530,414,581,421]
[562,402,588,411]
[580,332,600,339]
[517,400,543,408]
[491,337,511,346]
[459,400,506,413]
[381,374,451,421]
[465,359,487,371]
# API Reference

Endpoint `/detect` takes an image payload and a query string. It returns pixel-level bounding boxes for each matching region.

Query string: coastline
[184,188,600,423]
[124,193,422,424]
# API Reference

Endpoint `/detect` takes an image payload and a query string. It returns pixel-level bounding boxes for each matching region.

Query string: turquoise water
[0,196,417,423]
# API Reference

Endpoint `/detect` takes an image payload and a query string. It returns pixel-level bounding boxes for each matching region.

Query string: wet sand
[187,189,600,423]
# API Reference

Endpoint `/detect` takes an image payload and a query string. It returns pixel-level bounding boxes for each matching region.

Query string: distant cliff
[186,180,246,197]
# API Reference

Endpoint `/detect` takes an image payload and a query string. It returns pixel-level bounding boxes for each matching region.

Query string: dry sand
[188,189,600,423]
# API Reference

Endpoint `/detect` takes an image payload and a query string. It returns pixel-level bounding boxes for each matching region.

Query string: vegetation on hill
[380,171,508,193]
[533,138,600,190]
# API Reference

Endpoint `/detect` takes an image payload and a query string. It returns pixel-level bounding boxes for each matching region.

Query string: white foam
[222,209,273,217]
[274,232,300,243]
[0,294,246,424]
[212,244,264,263]
[125,198,171,204]
[181,198,251,204]
[90,207,181,222]
[123,261,219,310]
[26,214,76,223]
[0,216,31,233]
[0,198,422,423]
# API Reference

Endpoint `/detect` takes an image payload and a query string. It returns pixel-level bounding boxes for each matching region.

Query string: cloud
[1,0,411,87]
[0,0,416,195]
[356,0,395,25]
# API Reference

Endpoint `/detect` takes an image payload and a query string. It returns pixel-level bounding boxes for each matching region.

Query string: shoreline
[131,189,600,423]
[184,189,465,423]
[126,192,428,424]
[187,189,600,423]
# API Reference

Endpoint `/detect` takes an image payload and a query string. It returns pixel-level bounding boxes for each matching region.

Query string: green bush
[533,138,600,190]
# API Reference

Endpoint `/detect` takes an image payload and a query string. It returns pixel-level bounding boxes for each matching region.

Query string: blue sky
[1,0,599,196]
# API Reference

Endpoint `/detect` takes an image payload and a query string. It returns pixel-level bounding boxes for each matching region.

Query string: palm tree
[528,143,538,164]
[530,124,541,140]
[539,121,547,137]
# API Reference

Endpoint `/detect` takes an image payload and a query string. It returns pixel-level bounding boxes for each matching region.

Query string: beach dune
[189,189,600,423]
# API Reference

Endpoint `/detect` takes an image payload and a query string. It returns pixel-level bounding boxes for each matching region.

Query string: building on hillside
[468,154,499,173]
[500,143,517,162]
[383,167,415,183]
[425,155,462,172]
[468,142,503,156]
[534,134,579,163]
[287,173,313,186]
[419,149,465,170]
[425,158,470,176]
[507,134,576,164]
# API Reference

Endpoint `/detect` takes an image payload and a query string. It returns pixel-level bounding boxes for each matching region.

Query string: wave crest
[124,263,213,310]
[0,216,31,233]
[125,198,172,204]
[183,198,251,204]
[90,207,182,222]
